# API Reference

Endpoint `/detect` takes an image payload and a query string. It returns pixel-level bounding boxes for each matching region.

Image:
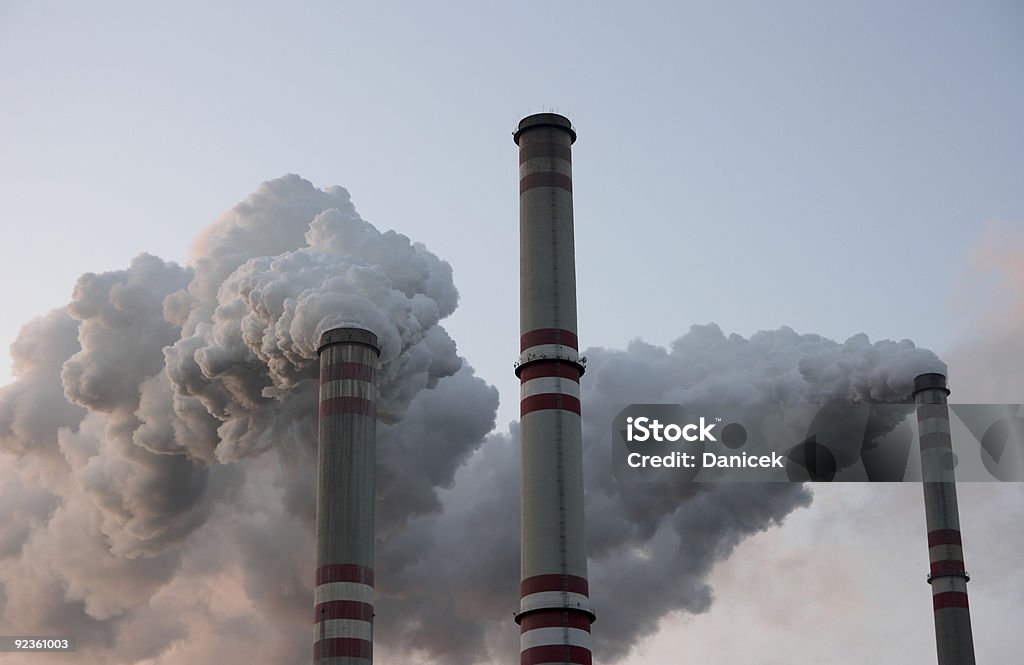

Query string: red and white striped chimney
[513,113,595,665]
[913,372,976,665]
[314,327,380,665]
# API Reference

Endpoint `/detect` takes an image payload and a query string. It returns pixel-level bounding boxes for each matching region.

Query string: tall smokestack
[314,327,380,665]
[913,373,976,665]
[513,113,595,665]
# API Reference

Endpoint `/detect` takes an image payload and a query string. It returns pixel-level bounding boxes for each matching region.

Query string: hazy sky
[3,1,1022,416]
[1,2,1022,664]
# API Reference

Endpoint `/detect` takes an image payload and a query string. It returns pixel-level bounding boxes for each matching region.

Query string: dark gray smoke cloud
[0,175,944,664]
[371,325,944,664]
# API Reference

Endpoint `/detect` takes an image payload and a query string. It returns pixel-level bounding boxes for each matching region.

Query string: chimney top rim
[318,327,381,356]
[514,113,576,145]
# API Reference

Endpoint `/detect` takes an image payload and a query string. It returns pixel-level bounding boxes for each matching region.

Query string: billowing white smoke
[0,175,944,664]
[0,175,497,663]
[141,176,462,465]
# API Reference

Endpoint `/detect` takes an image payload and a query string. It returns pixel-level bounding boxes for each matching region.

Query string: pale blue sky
[2,2,1023,428]
[2,3,1023,664]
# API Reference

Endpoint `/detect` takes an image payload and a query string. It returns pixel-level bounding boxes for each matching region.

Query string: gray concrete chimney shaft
[314,327,380,665]
[914,373,976,665]
[514,113,594,665]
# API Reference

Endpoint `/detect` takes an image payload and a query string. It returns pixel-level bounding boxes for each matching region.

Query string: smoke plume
[371,324,944,663]
[0,175,945,664]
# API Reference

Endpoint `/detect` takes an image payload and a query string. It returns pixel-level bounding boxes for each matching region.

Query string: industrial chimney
[314,327,380,665]
[513,113,595,665]
[913,373,976,665]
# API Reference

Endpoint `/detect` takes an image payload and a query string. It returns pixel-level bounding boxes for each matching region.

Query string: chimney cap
[514,113,576,145]
[913,372,950,396]
[318,326,381,356]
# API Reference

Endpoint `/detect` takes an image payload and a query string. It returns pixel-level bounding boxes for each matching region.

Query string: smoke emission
[0,175,944,664]
[371,325,945,663]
